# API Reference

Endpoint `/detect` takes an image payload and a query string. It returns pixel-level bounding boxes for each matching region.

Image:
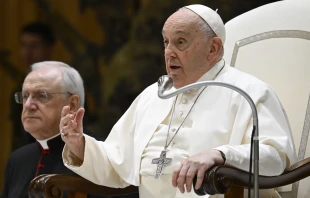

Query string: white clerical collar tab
[36,133,60,150]
[197,59,225,83]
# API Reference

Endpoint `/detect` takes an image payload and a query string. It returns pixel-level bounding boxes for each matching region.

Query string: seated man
[60,4,296,198]
[1,61,115,198]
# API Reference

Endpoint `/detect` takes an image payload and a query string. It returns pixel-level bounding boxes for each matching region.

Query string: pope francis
[60,4,296,198]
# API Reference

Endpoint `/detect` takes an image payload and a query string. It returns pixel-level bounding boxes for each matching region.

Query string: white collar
[185,59,226,94]
[36,133,61,150]
[197,59,226,82]
[164,59,226,95]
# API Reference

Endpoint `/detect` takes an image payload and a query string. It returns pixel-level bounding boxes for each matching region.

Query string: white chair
[223,0,310,197]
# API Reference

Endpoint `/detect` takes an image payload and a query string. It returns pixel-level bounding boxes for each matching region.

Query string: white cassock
[63,59,297,198]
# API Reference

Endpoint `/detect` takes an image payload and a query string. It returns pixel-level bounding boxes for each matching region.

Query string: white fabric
[223,0,310,196]
[139,62,225,198]
[63,60,296,197]
[185,4,226,44]
[140,61,224,178]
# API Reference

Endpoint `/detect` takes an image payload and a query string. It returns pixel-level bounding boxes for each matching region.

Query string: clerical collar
[197,59,226,83]
[182,59,226,94]
[36,133,61,150]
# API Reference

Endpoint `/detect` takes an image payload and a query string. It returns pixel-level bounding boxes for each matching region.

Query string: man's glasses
[15,91,72,104]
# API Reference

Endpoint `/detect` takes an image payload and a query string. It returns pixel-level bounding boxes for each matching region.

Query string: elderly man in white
[60,4,296,198]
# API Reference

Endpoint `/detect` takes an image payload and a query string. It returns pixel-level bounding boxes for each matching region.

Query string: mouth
[25,117,39,120]
[169,65,181,70]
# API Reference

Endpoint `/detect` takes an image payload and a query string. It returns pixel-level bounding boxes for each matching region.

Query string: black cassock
[1,134,139,198]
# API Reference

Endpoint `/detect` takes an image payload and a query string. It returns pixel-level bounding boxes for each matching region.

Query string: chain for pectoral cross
[151,95,178,180]
[151,60,225,179]
[151,86,208,179]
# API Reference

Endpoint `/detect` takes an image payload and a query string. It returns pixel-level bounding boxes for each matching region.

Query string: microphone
[157,75,174,95]
[157,75,260,198]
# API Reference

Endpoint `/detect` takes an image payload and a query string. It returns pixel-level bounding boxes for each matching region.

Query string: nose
[164,44,176,59]
[23,96,38,110]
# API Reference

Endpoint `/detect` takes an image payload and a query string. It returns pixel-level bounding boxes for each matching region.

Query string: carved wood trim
[29,174,138,198]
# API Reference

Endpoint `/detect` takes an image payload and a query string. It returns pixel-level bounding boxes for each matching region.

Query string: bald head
[30,61,85,108]
[24,66,63,93]
[163,8,201,36]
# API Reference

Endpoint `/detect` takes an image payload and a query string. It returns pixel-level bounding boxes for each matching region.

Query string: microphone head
[158,75,173,91]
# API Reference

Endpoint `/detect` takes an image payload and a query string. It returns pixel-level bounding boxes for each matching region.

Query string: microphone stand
[157,75,259,198]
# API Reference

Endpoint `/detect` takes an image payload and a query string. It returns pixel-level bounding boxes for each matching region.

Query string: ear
[68,94,80,113]
[207,37,222,62]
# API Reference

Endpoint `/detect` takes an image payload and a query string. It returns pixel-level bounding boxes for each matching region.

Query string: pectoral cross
[152,150,172,179]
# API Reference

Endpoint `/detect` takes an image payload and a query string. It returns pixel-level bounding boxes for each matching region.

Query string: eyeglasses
[15,90,72,104]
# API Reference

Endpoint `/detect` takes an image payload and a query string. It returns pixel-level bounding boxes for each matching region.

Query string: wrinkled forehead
[162,9,200,36]
[23,67,63,91]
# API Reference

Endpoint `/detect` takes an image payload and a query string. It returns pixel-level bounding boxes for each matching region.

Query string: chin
[170,81,178,88]
[170,79,183,88]
[23,123,42,133]
[23,126,36,133]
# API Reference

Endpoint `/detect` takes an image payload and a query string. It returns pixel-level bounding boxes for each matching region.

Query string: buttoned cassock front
[63,60,296,198]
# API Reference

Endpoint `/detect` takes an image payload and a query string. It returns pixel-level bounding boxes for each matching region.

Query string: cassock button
[172,128,176,132]
[180,111,183,116]
[182,99,187,104]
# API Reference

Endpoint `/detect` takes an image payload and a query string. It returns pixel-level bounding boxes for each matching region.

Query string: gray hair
[31,61,85,107]
[197,16,224,58]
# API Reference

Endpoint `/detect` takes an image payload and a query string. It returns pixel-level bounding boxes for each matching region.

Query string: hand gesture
[60,105,85,161]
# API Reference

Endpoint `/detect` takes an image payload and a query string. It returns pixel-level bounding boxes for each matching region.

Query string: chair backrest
[223,0,310,197]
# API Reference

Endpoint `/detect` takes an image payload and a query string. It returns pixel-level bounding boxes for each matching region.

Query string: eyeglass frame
[14,90,73,104]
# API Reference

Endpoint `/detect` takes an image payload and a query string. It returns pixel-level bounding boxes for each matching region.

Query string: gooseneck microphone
[157,75,259,198]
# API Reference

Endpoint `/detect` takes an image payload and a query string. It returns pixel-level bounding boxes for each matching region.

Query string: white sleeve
[62,89,148,187]
[63,135,129,188]
[216,84,296,176]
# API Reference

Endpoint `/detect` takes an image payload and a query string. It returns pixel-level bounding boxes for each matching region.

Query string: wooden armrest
[28,174,138,198]
[194,157,310,196]
[29,158,310,197]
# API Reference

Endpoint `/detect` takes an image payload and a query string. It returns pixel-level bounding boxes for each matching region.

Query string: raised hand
[172,149,224,193]
[60,105,85,161]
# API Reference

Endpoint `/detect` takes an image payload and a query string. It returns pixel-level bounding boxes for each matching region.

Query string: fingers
[61,113,75,128]
[59,106,85,161]
[176,164,200,193]
[185,166,198,192]
[60,107,85,137]
[60,106,73,133]
[75,108,85,126]
[172,163,182,187]
[172,150,218,194]
[61,106,70,118]
[173,162,198,193]
[195,167,207,190]
[177,164,190,193]
[60,113,76,136]
[61,120,77,136]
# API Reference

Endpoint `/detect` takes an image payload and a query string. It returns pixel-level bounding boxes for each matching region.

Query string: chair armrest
[28,174,138,198]
[194,157,310,196]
